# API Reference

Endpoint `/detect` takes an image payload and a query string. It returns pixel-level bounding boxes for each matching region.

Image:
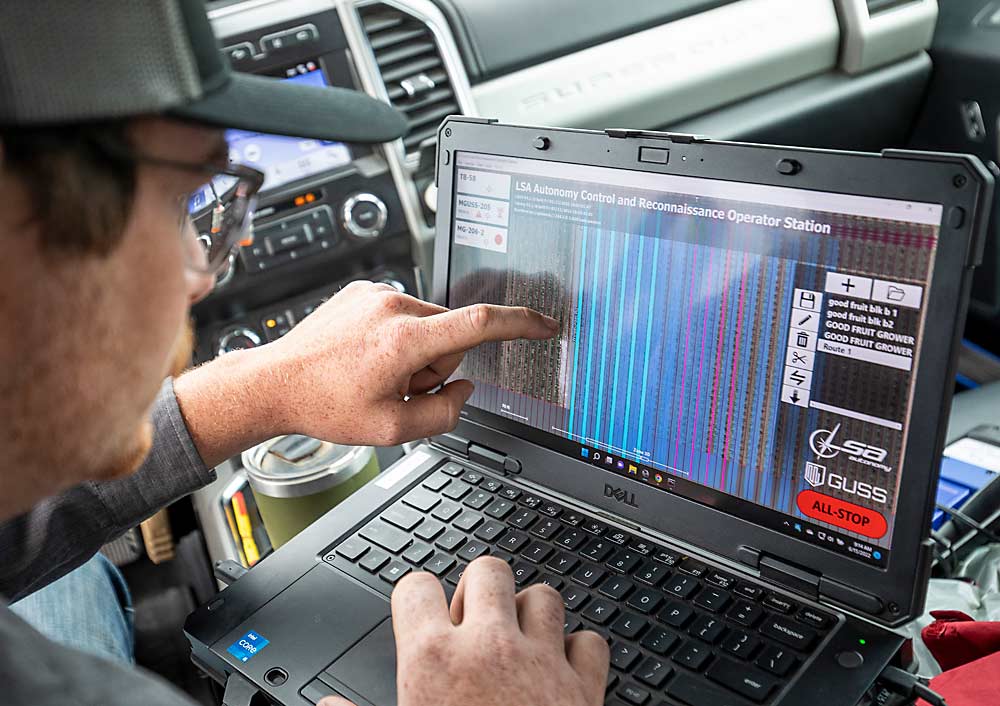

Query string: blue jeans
[9,552,135,664]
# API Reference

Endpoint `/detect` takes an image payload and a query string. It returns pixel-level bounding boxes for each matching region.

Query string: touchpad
[323,618,397,706]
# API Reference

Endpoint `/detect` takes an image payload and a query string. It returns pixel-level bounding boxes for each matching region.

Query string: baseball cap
[0,0,408,144]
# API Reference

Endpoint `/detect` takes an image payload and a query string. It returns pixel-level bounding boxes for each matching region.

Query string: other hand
[261,281,559,446]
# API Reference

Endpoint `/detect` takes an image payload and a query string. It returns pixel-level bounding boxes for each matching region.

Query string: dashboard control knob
[342,192,388,238]
[217,327,261,356]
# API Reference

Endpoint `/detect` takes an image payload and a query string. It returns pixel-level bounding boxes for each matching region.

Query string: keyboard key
[611,612,648,640]
[653,548,681,566]
[616,683,650,705]
[414,519,445,542]
[728,600,764,628]
[580,538,614,563]
[735,583,764,601]
[360,521,411,553]
[610,641,640,670]
[484,499,516,520]
[520,494,543,509]
[555,528,587,551]
[606,530,630,545]
[599,576,635,601]
[445,563,467,585]
[760,615,816,650]
[453,511,483,532]
[431,500,461,522]
[663,574,699,599]
[633,560,669,587]
[606,549,642,575]
[359,549,390,573]
[473,519,506,542]
[689,613,725,644]
[678,558,707,577]
[423,471,451,491]
[538,574,564,591]
[571,563,606,588]
[511,562,537,587]
[435,529,467,552]
[756,644,796,677]
[606,672,619,693]
[498,486,522,501]
[334,537,369,562]
[672,640,712,671]
[423,553,455,576]
[707,656,779,702]
[722,630,761,661]
[564,617,582,633]
[546,552,580,575]
[402,486,440,512]
[667,673,746,706]
[496,530,529,553]
[381,504,424,531]
[493,551,514,564]
[626,587,664,614]
[460,470,483,485]
[658,601,694,629]
[442,480,472,501]
[538,502,562,518]
[628,539,655,555]
[562,586,589,611]
[562,512,584,526]
[402,542,434,565]
[581,519,607,535]
[582,598,618,625]
[705,570,736,590]
[379,561,411,584]
[635,657,671,689]
[481,478,503,493]
[694,587,732,614]
[762,593,797,614]
[797,607,834,630]
[640,627,678,656]
[439,461,464,476]
[508,509,538,530]
[457,540,490,562]
[463,490,493,510]
[520,541,553,564]
[529,518,562,540]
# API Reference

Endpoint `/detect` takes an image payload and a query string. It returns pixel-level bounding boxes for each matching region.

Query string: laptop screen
[446,151,943,569]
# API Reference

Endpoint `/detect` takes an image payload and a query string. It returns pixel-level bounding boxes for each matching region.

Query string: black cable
[878,665,947,706]
[935,502,1000,545]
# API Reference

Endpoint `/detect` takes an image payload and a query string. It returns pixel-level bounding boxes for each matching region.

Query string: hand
[260,281,559,446]
[318,557,607,706]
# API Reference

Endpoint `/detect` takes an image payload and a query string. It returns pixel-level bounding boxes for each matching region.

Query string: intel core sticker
[227,630,269,663]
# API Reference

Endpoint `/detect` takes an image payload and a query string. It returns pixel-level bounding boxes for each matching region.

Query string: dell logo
[604,484,638,508]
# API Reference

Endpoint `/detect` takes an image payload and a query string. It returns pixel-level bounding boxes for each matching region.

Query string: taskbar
[567,441,889,569]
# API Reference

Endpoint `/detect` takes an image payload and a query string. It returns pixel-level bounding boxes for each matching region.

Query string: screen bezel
[432,119,992,626]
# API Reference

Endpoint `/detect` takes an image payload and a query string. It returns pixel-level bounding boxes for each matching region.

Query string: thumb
[318,698,357,706]
[395,379,474,440]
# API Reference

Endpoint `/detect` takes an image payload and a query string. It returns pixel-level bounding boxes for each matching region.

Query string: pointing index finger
[418,304,559,362]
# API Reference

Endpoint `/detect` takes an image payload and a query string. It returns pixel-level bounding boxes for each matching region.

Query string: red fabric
[916,651,1000,706]
[921,610,1000,671]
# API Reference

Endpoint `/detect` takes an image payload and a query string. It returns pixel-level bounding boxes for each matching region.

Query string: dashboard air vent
[866,0,915,14]
[359,3,460,155]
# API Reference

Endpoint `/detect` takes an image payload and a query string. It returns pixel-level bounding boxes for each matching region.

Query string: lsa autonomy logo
[809,423,892,473]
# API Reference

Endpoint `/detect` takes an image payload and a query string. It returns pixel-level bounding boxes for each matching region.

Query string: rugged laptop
[186,119,993,706]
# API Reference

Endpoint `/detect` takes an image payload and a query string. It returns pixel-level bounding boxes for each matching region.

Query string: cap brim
[171,73,408,144]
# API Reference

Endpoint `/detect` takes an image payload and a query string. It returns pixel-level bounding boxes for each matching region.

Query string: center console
[194,2,420,362]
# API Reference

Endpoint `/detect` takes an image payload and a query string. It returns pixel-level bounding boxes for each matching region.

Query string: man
[0,2,609,705]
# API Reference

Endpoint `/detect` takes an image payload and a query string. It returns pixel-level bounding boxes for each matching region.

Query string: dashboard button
[342,193,388,238]
[217,327,261,356]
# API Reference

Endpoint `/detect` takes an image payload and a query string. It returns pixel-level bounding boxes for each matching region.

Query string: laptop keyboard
[320,461,837,706]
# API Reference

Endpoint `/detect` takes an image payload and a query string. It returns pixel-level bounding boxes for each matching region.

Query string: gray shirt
[1,378,214,705]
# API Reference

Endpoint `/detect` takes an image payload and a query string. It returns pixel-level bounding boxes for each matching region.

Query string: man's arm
[0,378,213,602]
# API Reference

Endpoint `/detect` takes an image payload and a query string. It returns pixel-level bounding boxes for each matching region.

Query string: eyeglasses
[93,136,265,276]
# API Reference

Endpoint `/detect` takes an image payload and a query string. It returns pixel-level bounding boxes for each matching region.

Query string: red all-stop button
[796,489,888,539]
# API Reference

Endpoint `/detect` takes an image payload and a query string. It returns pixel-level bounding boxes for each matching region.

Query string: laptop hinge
[468,442,523,476]
[759,555,821,599]
[433,433,470,457]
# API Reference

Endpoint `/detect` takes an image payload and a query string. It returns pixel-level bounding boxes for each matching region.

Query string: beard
[97,320,196,479]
